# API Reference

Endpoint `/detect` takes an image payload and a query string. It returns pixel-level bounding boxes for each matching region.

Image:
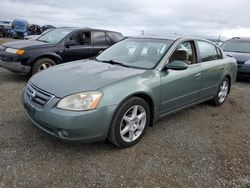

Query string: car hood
[2,40,55,50]
[225,51,250,63]
[30,60,145,98]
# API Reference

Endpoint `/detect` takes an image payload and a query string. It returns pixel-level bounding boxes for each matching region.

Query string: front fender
[98,69,162,116]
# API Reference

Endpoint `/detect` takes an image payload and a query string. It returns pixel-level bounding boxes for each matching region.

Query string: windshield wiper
[99,60,131,68]
[37,39,49,43]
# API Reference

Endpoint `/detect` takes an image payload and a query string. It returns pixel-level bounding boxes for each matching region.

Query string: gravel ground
[0,38,16,44]
[0,39,250,187]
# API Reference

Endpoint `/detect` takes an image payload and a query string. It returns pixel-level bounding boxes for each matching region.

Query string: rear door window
[92,31,106,45]
[197,41,222,62]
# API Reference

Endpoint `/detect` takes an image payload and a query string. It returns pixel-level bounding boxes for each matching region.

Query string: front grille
[237,61,245,65]
[26,83,54,106]
[0,55,12,62]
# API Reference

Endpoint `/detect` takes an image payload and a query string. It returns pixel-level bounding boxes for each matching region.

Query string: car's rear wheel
[108,97,150,148]
[32,58,56,75]
[212,77,230,106]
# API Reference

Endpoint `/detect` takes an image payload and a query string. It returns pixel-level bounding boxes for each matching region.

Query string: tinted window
[107,32,123,43]
[221,40,250,53]
[197,41,221,62]
[92,31,106,45]
[66,31,91,45]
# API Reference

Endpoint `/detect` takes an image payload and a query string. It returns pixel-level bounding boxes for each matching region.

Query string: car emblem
[30,90,36,99]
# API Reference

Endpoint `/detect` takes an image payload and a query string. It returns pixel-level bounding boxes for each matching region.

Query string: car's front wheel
[32,58,56,75]
[212,77,230,106]
[108,97,150,148]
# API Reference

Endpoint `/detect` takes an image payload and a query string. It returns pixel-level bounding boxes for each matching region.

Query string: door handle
[195,73,201,78]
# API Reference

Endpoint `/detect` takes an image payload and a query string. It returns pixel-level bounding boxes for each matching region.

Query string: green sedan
[22,36,237,148]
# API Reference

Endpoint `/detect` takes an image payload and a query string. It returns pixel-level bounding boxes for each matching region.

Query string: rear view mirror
[165,60,188,71]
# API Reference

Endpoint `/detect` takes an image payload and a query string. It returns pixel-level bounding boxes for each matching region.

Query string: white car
[0,21,12,30]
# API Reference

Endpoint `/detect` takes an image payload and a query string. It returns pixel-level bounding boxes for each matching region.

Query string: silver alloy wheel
[218,80,229,103]
[120,105,147,142]
[38,63,52,72]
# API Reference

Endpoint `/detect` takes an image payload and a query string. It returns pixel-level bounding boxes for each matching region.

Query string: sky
[1,0,250,40]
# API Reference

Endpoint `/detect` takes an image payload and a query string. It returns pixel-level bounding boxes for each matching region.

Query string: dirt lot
[0,39,250,187]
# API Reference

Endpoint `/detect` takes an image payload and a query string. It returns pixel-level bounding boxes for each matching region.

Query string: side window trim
[194,40,202,63]
[105,32,112,45]
[216,47,223,59]
[190,40,198,64]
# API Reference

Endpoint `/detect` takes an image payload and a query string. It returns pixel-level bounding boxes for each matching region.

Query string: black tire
[31,58,56,75]
[211,77,230,106]
[108,97,150,148]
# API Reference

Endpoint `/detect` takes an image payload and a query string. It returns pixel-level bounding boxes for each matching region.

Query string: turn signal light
[16,49,25,55]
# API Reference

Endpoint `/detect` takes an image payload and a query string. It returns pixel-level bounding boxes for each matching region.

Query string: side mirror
[165,60,188,71]
[65,40,77,48]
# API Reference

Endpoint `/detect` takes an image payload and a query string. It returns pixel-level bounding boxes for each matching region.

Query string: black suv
[0,27,123,75]
[221,37,250,79]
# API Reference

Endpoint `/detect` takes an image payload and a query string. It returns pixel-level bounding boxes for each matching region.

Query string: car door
[61,31,93,62]
[159,41,202,115]
[91,31,110,56]
[196,41,225,99]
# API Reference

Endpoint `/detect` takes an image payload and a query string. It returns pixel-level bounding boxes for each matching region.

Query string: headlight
[57,91,102,111]
[245,60,250,65]
[6,48,25,55]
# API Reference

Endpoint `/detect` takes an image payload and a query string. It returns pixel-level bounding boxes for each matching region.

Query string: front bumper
[237,64,250,78]
[0,50,30,73]
[0,60,30,74]
[22,90,117,143]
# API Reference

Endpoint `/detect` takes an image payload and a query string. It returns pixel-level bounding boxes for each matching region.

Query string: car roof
[55,27,122,34]
[127,35,210,42]
[0,20,11,23]
[14,19,28,23]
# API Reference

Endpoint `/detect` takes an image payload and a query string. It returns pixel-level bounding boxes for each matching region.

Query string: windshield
[221,40,250,53]
[37,28,75,44]
[14,23,26,31]
[96,38,173,69]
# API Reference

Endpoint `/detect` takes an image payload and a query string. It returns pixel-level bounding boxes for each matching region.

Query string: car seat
[169,50,191,64]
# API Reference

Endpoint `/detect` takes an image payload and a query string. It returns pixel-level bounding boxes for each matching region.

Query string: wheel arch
[224,74,231,93]
[112,92,156,127]
[33,54,62,64]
